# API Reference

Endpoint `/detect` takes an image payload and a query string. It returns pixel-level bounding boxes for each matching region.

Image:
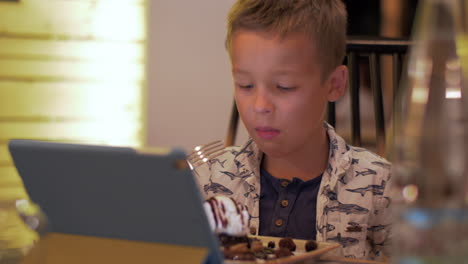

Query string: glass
[0,199,47,264]
[391,0,468,263]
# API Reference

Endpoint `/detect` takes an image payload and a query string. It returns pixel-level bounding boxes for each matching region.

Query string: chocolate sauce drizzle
[206,196,248,232]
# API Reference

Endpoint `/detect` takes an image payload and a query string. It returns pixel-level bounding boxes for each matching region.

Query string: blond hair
[226,0,347,80]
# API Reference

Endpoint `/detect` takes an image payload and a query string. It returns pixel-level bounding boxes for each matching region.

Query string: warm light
[409,59,431,104]
[445,89,461,99]
[73,42,143,63]
[90,2,145,41]
[402,184,419,203]
[411,86,429,104]
[446,59,461,70]
[410,59,430,78]
[15,199,28,209]
[445,59,462,99]
[65,2,146,147]
[0,0,147,253]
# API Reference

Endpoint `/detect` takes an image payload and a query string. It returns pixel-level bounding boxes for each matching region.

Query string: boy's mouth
[255,127,280,139]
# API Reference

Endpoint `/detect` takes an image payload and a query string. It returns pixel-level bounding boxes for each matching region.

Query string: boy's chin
[255,141,289,158]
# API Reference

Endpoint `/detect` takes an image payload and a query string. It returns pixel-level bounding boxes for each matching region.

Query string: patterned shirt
[193,123,392,260]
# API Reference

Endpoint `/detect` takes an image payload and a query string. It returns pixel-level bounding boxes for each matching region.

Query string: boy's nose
[253,92,273,114]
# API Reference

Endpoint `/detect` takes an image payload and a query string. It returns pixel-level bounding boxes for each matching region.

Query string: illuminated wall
[0,0,146,248]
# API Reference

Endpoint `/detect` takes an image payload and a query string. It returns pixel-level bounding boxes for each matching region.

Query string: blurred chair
[225,36,411,157]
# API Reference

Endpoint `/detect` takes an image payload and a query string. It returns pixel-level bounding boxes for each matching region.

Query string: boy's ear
[327,65,348,102]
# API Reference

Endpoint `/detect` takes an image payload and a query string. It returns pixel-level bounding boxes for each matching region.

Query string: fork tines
[187,140,226,169]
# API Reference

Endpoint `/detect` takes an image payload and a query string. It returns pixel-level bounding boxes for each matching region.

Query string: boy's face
[230,30,346,158]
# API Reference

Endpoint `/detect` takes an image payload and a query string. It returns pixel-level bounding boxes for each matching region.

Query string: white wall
[147,0,248,151]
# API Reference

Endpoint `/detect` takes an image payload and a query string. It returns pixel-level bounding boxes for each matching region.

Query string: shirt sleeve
[368,168,393,259]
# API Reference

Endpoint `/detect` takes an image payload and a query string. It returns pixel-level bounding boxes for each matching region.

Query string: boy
[194,0,392,260]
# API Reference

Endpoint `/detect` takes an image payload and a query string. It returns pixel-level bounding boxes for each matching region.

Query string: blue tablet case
[8,139,222,263]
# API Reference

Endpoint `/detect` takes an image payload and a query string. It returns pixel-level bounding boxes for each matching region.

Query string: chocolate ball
[305,240,318,252]
[278,237,296,251]
[267,241,276,248]
[250,241,264,252]
[275,247,293,258]
[218,233,249,248]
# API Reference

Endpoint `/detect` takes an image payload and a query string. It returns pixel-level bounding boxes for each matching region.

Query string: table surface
[20,233,208,264]
[19,233,387,264]
[318,257,388,264]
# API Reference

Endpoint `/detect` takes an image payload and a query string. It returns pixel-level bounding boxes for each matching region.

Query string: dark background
[343,0,419,37]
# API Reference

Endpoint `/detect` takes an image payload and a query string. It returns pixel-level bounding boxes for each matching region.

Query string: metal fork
[186,140,226,170]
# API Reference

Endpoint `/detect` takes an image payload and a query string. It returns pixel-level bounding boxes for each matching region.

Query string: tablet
[8,139,222,263]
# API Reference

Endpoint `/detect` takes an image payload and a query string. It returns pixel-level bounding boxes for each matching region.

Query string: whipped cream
[204,195,250,236]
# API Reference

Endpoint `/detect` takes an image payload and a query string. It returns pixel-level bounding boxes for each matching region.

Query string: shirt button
[281,181,289,187]
[280,199,289,207]
[274,219,284,227]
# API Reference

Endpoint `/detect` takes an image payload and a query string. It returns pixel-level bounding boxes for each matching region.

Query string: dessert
[267,241,275,249]
[203,196,324,262]
[305,240,318,252]
[204,196,250,237]
[274,247,294,258]
[278,237,296,251]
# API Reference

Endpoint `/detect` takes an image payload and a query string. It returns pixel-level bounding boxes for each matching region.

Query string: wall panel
[0,0,147,249]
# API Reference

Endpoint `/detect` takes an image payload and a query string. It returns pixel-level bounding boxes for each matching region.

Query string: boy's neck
[262,128,329,182]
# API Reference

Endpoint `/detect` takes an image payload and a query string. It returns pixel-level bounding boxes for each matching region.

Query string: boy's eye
[277,85,295,91]
[238,84,253,89]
